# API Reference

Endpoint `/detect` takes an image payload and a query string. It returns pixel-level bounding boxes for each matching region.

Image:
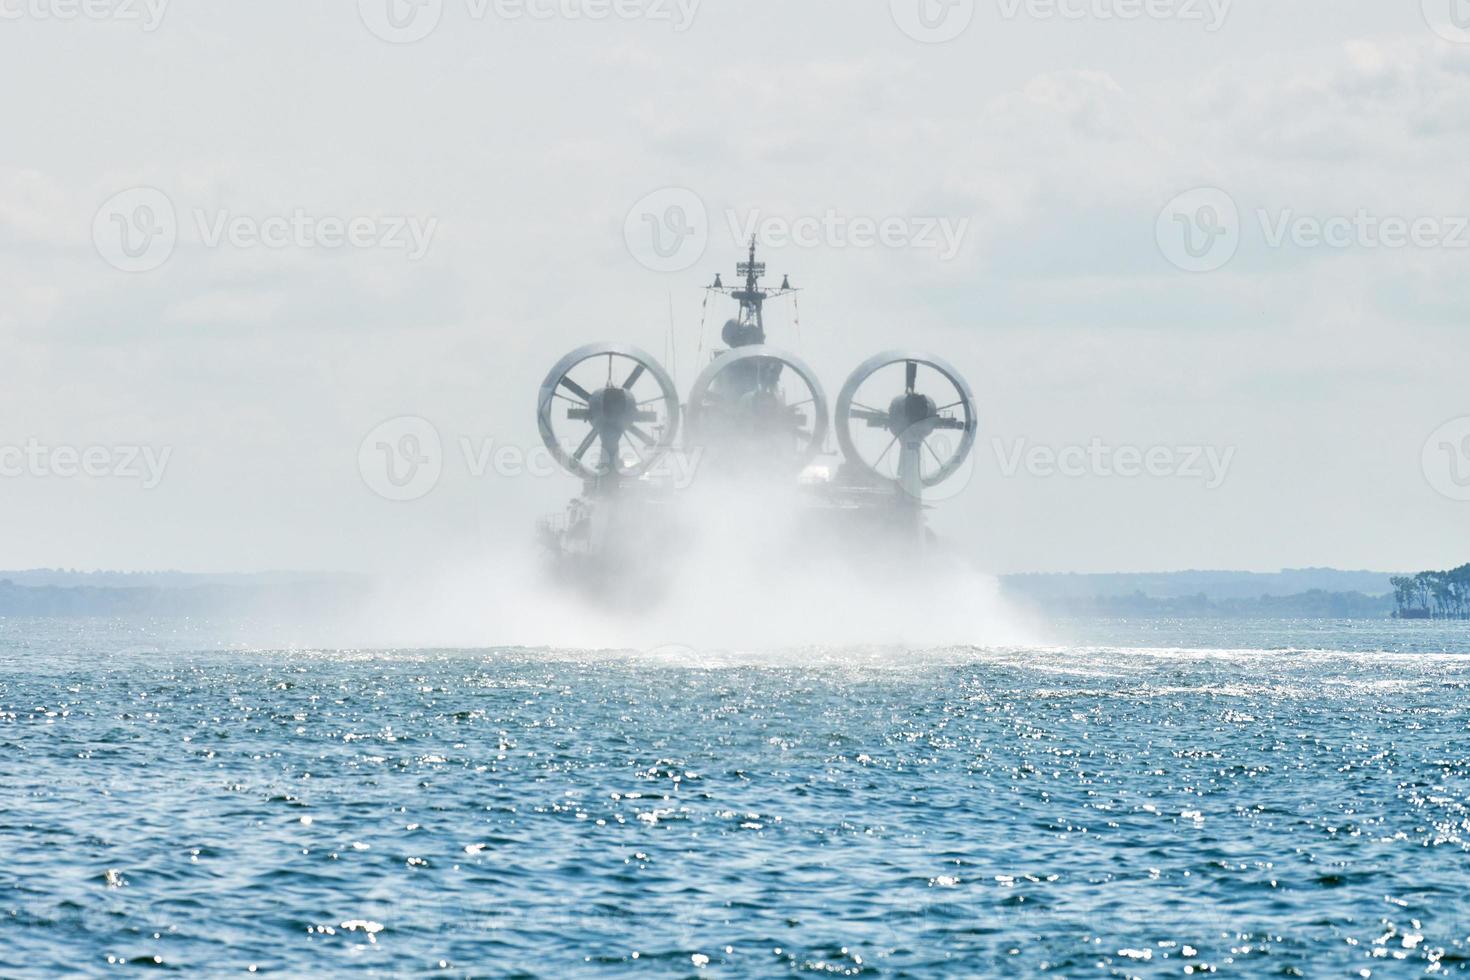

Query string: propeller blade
[627,425,657,447]
[906,360,918,394]
[922,439,946,467]
[572,428,598,461]
[850,407,889,424]
[560,376,592,402]
[623,363,646,389]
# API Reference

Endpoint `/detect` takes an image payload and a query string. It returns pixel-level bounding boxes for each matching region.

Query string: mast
[707,237,797,349]
[695,238,808,465]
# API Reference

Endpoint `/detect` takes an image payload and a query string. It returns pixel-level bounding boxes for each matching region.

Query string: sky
[1,0,1468,576]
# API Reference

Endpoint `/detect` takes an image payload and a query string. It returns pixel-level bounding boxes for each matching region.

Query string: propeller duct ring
[835,350,977,488]
[686,345,830,466]
[537,343,680,481]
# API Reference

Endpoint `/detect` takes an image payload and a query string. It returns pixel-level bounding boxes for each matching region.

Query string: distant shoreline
[0,567,1418,620]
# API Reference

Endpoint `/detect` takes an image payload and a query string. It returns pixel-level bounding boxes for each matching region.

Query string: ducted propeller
[686,345,830,468]
[537,343,680,481]
[835,351,977,498]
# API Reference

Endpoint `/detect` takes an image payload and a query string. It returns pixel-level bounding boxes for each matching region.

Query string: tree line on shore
[1391,564,1470,619]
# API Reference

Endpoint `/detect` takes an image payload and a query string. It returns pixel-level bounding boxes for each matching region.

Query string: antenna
[705,236,800,349]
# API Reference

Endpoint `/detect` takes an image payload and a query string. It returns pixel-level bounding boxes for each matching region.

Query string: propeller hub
[590,386,636,431]
[887,392,940,438]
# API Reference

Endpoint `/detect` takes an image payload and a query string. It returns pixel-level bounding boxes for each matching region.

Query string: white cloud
[0,9,1465,573]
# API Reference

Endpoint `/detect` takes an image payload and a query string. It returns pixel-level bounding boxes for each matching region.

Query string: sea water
[3,617,1470,976]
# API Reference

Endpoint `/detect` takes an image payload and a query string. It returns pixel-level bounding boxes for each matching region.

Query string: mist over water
[350,479,1040,654]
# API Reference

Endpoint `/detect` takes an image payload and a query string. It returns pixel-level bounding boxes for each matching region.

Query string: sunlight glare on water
[3,617,1470,976]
